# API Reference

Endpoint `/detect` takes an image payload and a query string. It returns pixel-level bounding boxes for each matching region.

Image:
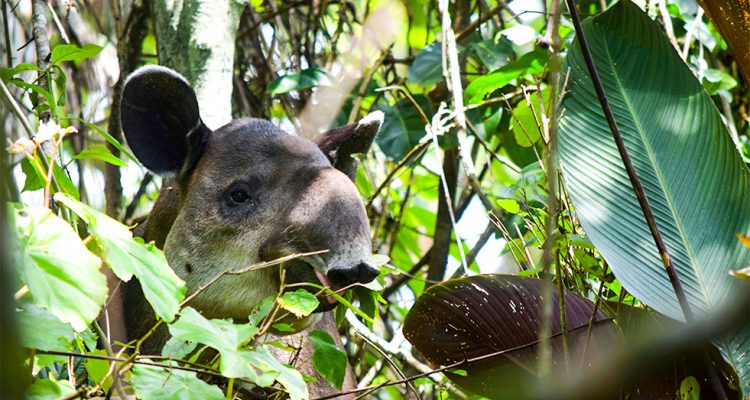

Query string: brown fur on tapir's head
[121,65,382,321]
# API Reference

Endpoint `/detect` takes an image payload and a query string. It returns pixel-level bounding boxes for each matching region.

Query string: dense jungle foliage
[1,0,749,399]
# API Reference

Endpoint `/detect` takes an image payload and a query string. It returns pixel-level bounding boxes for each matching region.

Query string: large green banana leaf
[558,0,750,395]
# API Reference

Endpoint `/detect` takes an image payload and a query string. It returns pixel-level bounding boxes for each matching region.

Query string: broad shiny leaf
[403,275,615,398]
[558,1,750,393]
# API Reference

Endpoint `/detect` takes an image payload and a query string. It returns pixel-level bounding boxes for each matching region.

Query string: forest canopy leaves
[558,1,750,394]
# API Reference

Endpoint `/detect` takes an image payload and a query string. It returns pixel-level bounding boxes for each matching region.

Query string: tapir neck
[143,179,181,249]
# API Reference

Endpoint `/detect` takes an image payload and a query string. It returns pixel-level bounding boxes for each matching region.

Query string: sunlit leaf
[511,88,549,147]
[168,307,274,385]
[55,193,186,322]
[72,145,127,167]
[51,43,103,64]
[11,204,107,331]
[84,349,113,392]
[680,376,701,400]
[558,2,750,393]
[464,49,549,103]
[278,289,319,318]
[0,63,39,83]
[131,362,224,400]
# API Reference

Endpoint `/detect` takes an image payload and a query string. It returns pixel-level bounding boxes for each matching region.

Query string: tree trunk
[153,0,247,128]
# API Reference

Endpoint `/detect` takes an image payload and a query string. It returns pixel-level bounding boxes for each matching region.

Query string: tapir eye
[224,184,257,208]
[230,189,250,203]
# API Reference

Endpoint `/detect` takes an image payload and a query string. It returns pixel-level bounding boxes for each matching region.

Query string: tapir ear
[313,111,383,180]
[121,65,211,176]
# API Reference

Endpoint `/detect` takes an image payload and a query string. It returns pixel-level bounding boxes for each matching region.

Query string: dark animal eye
[230,189,251,203]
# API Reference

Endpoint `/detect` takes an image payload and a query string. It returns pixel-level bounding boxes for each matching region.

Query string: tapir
[115,65,382,397]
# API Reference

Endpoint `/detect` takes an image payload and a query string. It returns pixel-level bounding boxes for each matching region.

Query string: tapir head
[121,66,381,320]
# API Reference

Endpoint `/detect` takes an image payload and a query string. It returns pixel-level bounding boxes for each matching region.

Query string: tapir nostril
[327,263,379,287]
[357,263,379,284]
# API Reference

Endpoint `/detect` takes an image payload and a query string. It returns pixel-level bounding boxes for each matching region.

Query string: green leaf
[268,68,332,94]
[558,1,750,395]
[242,346,308,400]
[20,158,44,192]
[471,38,514,71]
[680,376,701,400]
[27,377,77,400]
[168,307,258,355]
[497,198,521,214]
[278,290,319,318]
[131,362,224,400]
[167,309,307,399]
[55,193,186,322]
[72,145,126,167]
[51,43,103,64]
[17,303,75,352]
[407,42,445,86]
[248,296,275,326]
[375,96,431,161]
[309,330,347,390]
[511,88,550,147]
[20,156,80,199]
[161,336,198,359]
[0,63,39,83]
[168,307,270,382]
[271,323,296,333]
[11,204,107,331]
[84,349,114,392]
[464,49,549,104]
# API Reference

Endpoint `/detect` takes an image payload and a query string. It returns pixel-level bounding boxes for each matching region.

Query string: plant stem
[563,1,726,398]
